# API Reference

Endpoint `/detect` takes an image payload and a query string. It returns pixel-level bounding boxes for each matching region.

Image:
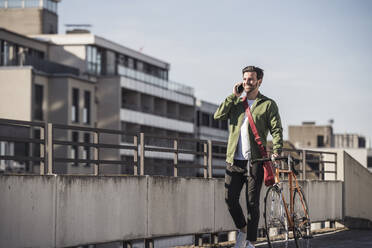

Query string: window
[1,40,10,65]
[42,0,57,13]
[34,84,43,120]
[137,61,144,72]
[221,120,228,130]
[71,131,79,166]
[317,135,324,147]
[83,91,91,124]
[72,88,79,123]
[128,57,134,69]
[121,122,126,142]
[358,137,366,148]
[368,157,372,168]
[83,133,90,167]
[25,0,41,8]
[202,113,210,127]
[8,0,22,8]
[212,118,219,129]
[196,111,200,127]
[86,46,102,75]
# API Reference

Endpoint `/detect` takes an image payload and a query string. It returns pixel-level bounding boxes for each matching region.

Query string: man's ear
[258,79,263,86]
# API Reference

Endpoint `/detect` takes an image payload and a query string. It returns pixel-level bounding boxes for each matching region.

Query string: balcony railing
[118,65,194,96]
[24,56,79,75]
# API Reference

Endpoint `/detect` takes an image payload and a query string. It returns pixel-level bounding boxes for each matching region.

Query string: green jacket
[214,92,283,164]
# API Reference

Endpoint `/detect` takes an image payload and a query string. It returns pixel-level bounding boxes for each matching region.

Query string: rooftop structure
[0,0,60,35]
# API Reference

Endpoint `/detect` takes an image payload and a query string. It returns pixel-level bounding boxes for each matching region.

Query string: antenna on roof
[65,24,92,34]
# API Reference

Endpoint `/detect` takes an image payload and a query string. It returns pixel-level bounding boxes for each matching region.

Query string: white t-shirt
[234,99,255,160]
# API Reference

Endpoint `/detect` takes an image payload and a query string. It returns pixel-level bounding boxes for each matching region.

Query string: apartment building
[27,32,196,176]
[0,27,97,175]
[0,0,197,176]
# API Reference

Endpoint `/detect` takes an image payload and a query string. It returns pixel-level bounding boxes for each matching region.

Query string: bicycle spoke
[265,186,290,248]
[293,188,312,248]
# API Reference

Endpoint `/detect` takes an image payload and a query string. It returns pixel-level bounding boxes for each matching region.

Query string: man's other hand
[271,153,280,166]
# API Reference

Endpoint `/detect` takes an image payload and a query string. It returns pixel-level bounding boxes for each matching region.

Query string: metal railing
[206,142,338,180]
[0,118,47,174]
[142,133,210,178]
[50,123,139,176]
[273,148,338,180]
[0,118,338,179]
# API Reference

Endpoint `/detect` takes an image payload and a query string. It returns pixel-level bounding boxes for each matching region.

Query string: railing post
[140,133,145,176]
[39,123,46,175]
[133,135,138,176]
[123,241,132,248]
[334,152,337,180]
[208,140,212,178]
[195,234,203,246]
[174,139,178,177]
[29,126,34,173]
[47,123,53,175]
[280,150,285,181]
[302,150,306,180]
[145,239,154,248]
[320,154,324,180]
[203,142,208,178]
[93,131,99,176]
[212,233,219,244]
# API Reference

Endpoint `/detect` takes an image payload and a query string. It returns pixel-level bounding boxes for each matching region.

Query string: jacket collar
[241,91,265,103]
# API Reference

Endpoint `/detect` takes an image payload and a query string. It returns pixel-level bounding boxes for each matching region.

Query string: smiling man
[214,66,283,248]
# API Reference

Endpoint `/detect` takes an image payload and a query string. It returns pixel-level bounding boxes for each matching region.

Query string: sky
[59,0,372,143]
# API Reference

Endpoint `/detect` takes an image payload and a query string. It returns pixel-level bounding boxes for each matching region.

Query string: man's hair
[242,66,264,80]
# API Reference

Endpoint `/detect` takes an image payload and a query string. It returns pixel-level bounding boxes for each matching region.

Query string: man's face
[243,71,261,93]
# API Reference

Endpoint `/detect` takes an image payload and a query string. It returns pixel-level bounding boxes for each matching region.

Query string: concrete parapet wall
[304,180,343,222]
[56,176,148,247]
[147,177,214,236]
[0,175,343,248]
[0,175,56,248]
[343,151,372,222]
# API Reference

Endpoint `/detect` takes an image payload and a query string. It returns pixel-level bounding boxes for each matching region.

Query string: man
[214,66,283,248]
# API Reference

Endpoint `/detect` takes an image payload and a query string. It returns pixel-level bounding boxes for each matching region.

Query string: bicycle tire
[293,187,312,248]
[264,185,290,248]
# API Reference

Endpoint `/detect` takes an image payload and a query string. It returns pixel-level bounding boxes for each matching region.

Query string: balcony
[24,56,79,75]
[117,65,194,96]
[1,55,79,76]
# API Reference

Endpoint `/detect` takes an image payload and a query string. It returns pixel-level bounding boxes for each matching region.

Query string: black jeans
[224,159,264,241]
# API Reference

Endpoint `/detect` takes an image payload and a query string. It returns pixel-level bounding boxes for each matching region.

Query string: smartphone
[237,84,244,94]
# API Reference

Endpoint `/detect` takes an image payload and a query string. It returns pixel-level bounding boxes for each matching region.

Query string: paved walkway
[256,229,372,248]
[181,229,372,248]
[306,229,372,248]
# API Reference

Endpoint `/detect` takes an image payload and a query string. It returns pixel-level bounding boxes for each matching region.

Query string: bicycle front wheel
[293,187,312,248]
[264,186,289,248]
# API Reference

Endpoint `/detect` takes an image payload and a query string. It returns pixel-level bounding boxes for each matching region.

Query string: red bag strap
[243,99,268,158]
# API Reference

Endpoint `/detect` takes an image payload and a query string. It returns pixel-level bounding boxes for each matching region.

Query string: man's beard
[245,84,258,94]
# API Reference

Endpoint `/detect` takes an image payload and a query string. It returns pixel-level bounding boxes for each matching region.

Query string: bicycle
[252,155,312,248]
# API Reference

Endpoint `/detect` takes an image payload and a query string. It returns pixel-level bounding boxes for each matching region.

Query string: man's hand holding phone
[233,82,244,97]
